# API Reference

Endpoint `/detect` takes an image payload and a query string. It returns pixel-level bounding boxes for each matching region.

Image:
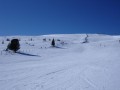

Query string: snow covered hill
[0,34,120,90]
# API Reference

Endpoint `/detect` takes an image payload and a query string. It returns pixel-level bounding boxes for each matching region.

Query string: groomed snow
[0,34,120,90]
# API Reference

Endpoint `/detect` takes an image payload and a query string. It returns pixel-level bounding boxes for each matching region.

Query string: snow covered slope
[0,34,120,90]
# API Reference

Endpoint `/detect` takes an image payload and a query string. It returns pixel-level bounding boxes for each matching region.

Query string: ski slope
[0,34,120,90]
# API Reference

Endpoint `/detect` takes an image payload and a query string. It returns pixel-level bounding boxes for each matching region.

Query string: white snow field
[0,34,120,90]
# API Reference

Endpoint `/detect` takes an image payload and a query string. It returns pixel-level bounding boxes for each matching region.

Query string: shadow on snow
[49,46,66,49]
[17,52,40,57]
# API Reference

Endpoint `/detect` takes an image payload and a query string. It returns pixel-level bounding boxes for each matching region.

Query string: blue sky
[0,0,120,36]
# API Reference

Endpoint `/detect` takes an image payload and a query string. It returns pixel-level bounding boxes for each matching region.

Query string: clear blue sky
[0,0,120,36]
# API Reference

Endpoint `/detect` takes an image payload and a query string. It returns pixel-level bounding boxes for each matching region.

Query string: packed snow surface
[0,34,120,90]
